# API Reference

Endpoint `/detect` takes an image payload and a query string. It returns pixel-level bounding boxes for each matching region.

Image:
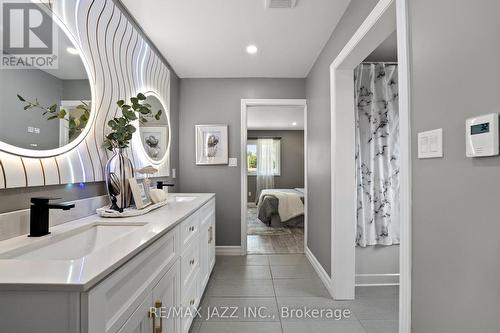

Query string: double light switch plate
[418,128,443,159]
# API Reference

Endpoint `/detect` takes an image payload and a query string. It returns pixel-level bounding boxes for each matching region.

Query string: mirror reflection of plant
[103,93,162,151]
[17,94,90,140]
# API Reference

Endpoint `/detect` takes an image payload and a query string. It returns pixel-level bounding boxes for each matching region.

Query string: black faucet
[156,181,175,190]
[29,197,75,237]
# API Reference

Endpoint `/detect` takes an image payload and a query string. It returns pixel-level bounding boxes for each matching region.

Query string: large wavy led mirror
[0,9,92,157]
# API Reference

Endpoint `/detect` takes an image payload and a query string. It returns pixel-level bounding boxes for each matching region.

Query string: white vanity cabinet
[178,198,216,333]
[199,200,216,292]
[0,195,216,333]
[88,198,216,333]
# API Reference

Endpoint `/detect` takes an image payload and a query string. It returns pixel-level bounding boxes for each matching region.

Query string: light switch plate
[418,128,443,159]
[228,158,238,167]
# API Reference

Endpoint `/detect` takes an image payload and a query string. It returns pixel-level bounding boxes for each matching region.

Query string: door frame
[240,99,308,255]
[329,0,411,331]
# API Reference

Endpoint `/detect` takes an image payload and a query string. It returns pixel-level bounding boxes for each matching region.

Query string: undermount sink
[173,196,197,202]
[1,223,146,260]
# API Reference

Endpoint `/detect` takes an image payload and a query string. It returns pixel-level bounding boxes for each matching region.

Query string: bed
[256,188,305,228]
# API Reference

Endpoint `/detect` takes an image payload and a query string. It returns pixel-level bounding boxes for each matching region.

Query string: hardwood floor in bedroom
[247,228,304,254]
[247,204,304,254]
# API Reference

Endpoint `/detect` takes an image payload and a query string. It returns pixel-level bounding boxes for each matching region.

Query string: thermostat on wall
[466,113,499,157]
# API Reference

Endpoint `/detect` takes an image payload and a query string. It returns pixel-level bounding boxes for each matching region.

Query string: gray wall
[0,69,63,150]
[355,246,399,276]
[0,70,92,151]
[179,78,305,246]
[0,182,106,214]
[62,79,91,100]
[409,0,500,331]
[247,130,304,202]
[305,0,379,276]
[164,71,181,191]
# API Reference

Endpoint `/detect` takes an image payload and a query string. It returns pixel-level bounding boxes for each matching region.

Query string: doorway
[240,99,307,255]
[329,0,411,331]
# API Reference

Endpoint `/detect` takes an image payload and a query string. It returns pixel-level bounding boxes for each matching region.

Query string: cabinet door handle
[208,226,213,244]
[148,309,156,333]
[149,301,163,333]
[157,316,163,333]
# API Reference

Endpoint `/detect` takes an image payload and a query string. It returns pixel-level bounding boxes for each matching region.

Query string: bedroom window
[247,139,281,176]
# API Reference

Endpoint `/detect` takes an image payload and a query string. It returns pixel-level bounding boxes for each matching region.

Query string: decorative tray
[96,200,168,218]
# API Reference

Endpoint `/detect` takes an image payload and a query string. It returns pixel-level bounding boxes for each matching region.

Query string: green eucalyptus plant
[17,94,90,140]
[103,92,162,151]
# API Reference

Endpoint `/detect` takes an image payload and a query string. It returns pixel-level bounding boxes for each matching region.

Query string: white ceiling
[121,0,351,78]
[247,105,304,130]
[43,27,88,80]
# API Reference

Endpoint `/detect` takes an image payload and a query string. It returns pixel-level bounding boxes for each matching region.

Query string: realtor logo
[1,0,58,68]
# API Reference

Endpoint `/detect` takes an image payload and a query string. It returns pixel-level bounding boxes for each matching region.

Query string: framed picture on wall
[140,127,168,161]
[195,124,229,165]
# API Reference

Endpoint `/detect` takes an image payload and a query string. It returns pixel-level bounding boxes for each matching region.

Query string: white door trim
[396,0,412,331]
[240,99,308,256]
[329,0,411,331]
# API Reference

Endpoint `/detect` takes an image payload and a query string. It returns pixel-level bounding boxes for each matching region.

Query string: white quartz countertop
[0,193,215,292]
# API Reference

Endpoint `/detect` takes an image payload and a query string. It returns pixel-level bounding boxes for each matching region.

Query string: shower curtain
[355,63,400,247]
[256,139,275,197]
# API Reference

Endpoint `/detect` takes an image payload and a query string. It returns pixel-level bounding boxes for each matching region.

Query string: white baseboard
[355,273,400,286]
[305,246,334,298]
[216,246,242,256]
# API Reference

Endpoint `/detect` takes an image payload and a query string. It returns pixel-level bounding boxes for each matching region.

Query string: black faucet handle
[47,203,76,211]
[31,197,62,205]
[156,181,175,189]
[31,197,75,211]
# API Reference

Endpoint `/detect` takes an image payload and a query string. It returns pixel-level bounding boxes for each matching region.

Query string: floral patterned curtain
[354,63,400,247]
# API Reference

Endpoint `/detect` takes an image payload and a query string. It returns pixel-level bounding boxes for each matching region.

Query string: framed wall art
[195,124,228,165]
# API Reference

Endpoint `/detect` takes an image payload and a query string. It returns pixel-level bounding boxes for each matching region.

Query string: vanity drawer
[84,227,179,333]
[181,237,199,289]
[180,213,199,247]
[181,272,199,333]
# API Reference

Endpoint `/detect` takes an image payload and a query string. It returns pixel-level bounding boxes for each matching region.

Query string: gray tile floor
[190,254,398,333]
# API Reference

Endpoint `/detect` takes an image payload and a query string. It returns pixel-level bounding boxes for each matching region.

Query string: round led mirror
[138,93,170,163]
[0,9,93,157]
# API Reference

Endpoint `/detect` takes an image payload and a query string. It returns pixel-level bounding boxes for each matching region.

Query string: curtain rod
[361,61,398,65]
[248,137,282,140]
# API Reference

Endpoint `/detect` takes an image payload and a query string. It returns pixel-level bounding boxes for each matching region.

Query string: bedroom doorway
[240,99,307,255]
